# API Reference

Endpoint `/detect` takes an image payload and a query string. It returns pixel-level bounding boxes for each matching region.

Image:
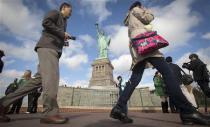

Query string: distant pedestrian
[116,76,128,114]
[153,71,169,113]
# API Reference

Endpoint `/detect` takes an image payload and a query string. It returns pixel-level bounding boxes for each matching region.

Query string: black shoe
[198,112,210,119]
[7,111,14,114]
[161,102,169,113]
[165,101,169,113]
[180,111,210,125]
[0,115,10,123]
[40,115,69,124]
[0,105,11,122]
[110,106,133,124]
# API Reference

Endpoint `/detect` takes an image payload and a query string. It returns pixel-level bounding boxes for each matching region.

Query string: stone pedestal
[89,58,115,89]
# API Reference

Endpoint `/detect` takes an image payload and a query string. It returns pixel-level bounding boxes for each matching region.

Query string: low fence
[6,86,210,109]
[37,86,162,107]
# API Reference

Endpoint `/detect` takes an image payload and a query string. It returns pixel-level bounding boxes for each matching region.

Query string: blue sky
[0,0,210,96]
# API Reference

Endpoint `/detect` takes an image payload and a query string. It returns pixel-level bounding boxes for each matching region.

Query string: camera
[66,36,76,40]
[64,36,76,46]
[182,62,190,69]
[69,36,76,40]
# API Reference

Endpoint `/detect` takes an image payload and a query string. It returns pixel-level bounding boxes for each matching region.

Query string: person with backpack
[7,70,32,114]
[166,56,197,109]
[5,79,18,96]
[5,78,20,114]
[182,54,210,98]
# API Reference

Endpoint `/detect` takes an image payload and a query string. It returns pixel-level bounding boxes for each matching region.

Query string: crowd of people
[152,55,210,114]
[1,63,42,115]
[116,53,210,115]
[0,1,210,126]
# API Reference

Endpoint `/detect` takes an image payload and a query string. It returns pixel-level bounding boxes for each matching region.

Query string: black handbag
[180,68,194,85]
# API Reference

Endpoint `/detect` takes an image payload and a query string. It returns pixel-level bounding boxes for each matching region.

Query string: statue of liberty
[95,23,111,59]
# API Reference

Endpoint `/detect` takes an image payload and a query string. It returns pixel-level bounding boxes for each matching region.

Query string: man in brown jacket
[0,2,73,124]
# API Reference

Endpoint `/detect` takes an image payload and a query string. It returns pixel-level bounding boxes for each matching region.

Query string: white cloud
[137,82,155,89]
[78,34,95,46]
[46,0,58,9]
[3,58,15,67]
[176,53,191,67]
[60,40,89,69]
[79,0,116,23]
[71,80,89,88]
[59,78,69,86]
[59,77,89,88]
[106,25,129,56]
[105,0,200,57]
[61,53,88,69]
[196,47,210,71]
[152,0,200,52]
[202,32,210,40]
[111,54,132,74]
[1,69,23,79]
[0,0,43,40]
[0,41,37,61]
[144,68,157,77]
[86,67,92,79]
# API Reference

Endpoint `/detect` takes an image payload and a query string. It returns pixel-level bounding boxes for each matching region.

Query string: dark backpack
[202,65,210,81]
[5,83,18,95]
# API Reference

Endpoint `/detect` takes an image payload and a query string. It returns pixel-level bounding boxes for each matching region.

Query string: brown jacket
[124,7,163,70]
[35,10,67,56]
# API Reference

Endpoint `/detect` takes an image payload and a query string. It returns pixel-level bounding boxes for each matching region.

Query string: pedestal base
[89,58,115,89]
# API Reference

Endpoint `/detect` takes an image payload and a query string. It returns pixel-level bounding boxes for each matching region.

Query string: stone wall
[19,85,210,109]
[37,86,162,107]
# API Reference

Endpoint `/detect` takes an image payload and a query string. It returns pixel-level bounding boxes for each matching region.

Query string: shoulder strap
[179,66,187,75]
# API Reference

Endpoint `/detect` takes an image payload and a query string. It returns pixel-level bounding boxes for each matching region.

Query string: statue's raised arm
[95,23,111,59]
[95,23,104,37]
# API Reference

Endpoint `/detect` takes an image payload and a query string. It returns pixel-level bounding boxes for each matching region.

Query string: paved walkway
[0,112,206,127]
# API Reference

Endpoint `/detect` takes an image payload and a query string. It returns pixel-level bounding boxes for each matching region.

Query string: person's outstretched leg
[148,57,210,125]
[33,92,41,113]
[148,57,194,113]
[165,100,169,113]
[118,61,146,109]
[32,96,39,113]
[0,73,42,122]
[7,104,17,114]
[27,93,34,113]
[15,98,23,114]
[169,96,178,113]
[160,96,167,113]
[110,60,146,123]
[197,81,210,98]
